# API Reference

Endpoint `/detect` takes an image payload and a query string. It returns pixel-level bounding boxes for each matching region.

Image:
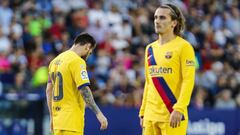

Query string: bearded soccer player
[46,33,108,135]
[139,3,195,135]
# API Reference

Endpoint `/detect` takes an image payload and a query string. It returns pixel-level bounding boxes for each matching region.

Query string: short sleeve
[69,59,90,90]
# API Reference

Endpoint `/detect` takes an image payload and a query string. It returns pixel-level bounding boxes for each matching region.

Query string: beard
[81,55,87,60]
[82,53,90,61]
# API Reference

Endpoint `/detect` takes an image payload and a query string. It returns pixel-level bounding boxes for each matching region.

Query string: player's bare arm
[80,86,101,114]
[46,82,53,132]
[80,86,108,130]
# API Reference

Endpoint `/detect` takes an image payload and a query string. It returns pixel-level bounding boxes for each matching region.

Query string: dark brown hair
[74,32,96,48]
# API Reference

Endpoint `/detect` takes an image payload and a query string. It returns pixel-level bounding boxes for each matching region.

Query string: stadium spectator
[215,89,237,109]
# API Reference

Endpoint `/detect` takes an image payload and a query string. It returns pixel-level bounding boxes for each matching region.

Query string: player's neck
[158,33,176,45]
[70,46,83,57]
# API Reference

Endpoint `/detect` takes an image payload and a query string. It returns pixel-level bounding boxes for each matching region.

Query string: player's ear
[171,20,177,28]
[85,43,91,51]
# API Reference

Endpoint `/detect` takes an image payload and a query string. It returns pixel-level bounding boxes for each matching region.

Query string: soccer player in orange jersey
[139,3,195,135]
[46,33,108,135]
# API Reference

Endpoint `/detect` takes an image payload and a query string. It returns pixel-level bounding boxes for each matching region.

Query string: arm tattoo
[80,86,101,114]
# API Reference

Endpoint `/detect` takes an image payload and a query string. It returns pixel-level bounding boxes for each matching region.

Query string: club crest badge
[165,52,172,59]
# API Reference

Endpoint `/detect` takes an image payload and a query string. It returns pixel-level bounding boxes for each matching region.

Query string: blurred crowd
[0,0,239,112]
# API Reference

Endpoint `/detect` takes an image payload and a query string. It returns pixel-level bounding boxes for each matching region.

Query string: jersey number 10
[51,72,64,101]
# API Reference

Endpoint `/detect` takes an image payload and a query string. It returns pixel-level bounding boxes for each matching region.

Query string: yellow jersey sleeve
[69,58,90,90]
[139,45,150,118]
[173,43,195,114]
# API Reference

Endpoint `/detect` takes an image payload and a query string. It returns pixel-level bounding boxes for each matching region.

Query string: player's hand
[139,117,143,128]
[96,112,108,130]
[169,110,183,128]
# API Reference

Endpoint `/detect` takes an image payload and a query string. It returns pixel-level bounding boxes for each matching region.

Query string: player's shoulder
[49,51,67,64]
[176,36,192,48]
[176,37,195,55]
[49,51,84,66]
[66,51,86,66]
[76,57,86,65]
[61,50,83,61]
